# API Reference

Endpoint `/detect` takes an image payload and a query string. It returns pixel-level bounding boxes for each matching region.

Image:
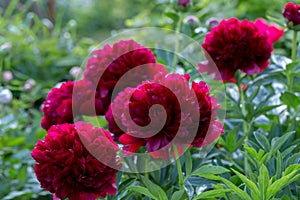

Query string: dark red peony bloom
[283,2,300,28]
[31,122,120,200]
[84,40,167,115]
[177,0,191,8]
[72,79,105,116]
[41,82,74,130]
[41,80,105,130]
[106,73,223,159]
[199,18,283,82]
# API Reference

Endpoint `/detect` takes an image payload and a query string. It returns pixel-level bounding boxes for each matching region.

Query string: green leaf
[270,131,295,154]
[116,177,136,193]
[5,137,26,147]
[280,92,300,109]
[245,147,257,159]
[266,164,300,199]
[191,165,230,176]
[253,105,280,118]
[232,169,260,200]
[258,164,269,200]
[127,186,157,200]
[254,132,270,151]
[247,87,260,103]
[82,116,107,127]
[225,126,239,153]
[164,11,179,21]
[275,151,283,180]
[286,152,300,166]
[171,190,186,200]
[140,175,168,200]
[201,174,252,200]
[184,150,192,177]
[283,164,300,176]
[281,145,297,158]
[193,189,231,199]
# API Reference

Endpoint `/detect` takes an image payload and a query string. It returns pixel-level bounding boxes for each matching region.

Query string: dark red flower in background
[177,0,191,8]
[84,40,166,115]
[106,73,223,159]
[31,122,120,200]
[199,18,283,82]
[41,82,74,130]
[41,80,105,130]
[72,79,105,116]
[283,2,300,27]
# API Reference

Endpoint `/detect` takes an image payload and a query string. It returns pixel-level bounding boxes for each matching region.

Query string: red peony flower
[72,79,105,116]
[199,18,283,82]
[106,73,223,159]
[283,2,300,28]
[41,82,74,130]
[84,40,167,115]
[31,122,120,200]
[177,0,191,8]
[41,80,105,130]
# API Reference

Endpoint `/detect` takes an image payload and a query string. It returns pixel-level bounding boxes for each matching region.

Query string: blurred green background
[0,0,296,199]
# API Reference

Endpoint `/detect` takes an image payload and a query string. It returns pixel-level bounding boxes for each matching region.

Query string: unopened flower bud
[24,79,36,91]
[0,88,13,104]
[183,15,199,25]
[2,70,13,82]
[69,66,82,79]
[206,18,219,28]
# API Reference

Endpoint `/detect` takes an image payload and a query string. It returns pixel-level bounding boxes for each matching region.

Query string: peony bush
[28,1,300,200]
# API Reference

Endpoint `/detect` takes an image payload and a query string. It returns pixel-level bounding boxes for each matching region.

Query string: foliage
[1,0,300,200]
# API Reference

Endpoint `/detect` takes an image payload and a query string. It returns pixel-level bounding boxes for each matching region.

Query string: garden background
[0,0,300,199]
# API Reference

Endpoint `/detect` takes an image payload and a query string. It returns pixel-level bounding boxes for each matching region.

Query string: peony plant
[31,1,300,200]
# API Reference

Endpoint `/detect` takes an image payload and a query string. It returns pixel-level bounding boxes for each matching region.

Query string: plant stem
[172,13,182,72]
[286,31,298,123]
[237,80,251,175]
[292,30,298,61]
[173,144,184,190]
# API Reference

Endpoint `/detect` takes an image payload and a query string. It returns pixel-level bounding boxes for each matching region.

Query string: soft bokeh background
[0,0,297,199]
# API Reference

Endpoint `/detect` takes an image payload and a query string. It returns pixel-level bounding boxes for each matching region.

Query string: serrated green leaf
[140,175,168,200]
[193,189,231,199]
[127,186,157,200]
[254,132,270,151]
[232,169,260,200]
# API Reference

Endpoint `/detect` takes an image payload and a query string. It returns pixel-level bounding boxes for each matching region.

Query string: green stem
[237,81,252,176]
[173,144,184,190]
[237,83,248,136]
[172,13,182,72]
[144,157,149,179]
[292,30,298,61]
[286,31,298,121]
